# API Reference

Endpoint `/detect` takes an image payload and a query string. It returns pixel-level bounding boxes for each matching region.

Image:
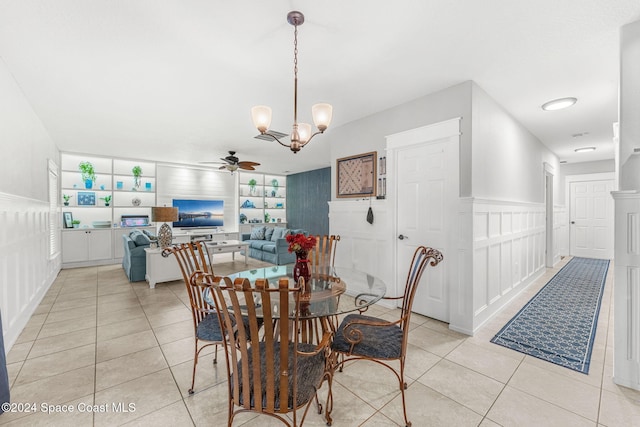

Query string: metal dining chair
[331,246,444,427]
[208,276,333,427]
[163,241,221,395]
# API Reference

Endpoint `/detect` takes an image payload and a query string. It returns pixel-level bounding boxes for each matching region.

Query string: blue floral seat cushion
[332,313,403,359]
[196,314,223,342]
[196,313,262,342]
[232,342,325,409]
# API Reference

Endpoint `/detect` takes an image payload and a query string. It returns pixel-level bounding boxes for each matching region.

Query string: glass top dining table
[221,264,387,319]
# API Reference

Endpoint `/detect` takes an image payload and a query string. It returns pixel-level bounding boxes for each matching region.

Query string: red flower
[286,233,317,254]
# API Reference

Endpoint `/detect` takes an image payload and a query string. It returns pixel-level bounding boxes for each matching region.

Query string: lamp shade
[297,123,311,143]
[152,207,178,223]
[251,105,272,133]
[312,103,333,131]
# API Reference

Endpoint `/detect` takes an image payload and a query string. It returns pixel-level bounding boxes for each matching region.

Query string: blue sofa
[122,229,156,282]
[240,226,307,265]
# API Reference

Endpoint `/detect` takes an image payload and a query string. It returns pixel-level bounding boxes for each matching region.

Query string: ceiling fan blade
[199,161,225,164]
[218,165,227,170]
[237,161,261,167]
[221,157,235,164]
[239,164,256,171]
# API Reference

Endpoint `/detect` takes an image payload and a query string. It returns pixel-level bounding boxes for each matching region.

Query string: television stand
[172,229,239,244]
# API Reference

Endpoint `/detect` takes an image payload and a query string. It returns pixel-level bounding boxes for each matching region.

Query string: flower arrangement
[286,233,317,256]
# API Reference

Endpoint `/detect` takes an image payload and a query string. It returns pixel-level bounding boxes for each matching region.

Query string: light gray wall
[0,58,59,198]
[0,57,60,351]
[471,83,560,204]
[620,20,640,190]
[327,81,473,198]
[326,80,559,204]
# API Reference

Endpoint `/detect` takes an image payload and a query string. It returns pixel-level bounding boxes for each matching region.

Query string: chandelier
[251,11,333,153]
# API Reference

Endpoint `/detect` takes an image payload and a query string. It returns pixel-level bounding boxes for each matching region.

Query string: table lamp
[152,207,178,248]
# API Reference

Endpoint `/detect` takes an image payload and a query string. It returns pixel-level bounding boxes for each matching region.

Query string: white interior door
[393,127,458,323]
[569,179,614,259]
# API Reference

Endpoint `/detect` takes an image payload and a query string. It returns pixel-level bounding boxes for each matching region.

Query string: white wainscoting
[0,192,61,352]
[612,191,640,390]
[554,205,568,263]
[328,199,394,307]
[457,198,546,334]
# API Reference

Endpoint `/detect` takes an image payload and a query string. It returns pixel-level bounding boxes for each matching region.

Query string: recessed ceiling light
[574,147,596,153]
[541,97,577,111]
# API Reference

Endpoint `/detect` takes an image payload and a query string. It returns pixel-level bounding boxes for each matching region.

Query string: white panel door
[570,180,614,259]
[396,138,454,322]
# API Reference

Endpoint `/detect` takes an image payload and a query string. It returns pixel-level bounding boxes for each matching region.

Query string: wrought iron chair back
[163,241,219,394]
[332,245,443,427]
[209,276,333,426]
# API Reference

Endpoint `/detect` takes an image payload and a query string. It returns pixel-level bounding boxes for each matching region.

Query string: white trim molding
[612,190,640,390]
[454,197,546,334]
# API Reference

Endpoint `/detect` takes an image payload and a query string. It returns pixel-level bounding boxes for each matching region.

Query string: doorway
[567,174,615,259]
[387,118,460,323]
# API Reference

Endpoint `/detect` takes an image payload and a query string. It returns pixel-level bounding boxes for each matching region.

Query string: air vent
[254,130,288,142]
[634,147,640,153]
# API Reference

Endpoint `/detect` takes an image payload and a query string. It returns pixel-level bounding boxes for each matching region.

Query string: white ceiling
[1,1,639,174]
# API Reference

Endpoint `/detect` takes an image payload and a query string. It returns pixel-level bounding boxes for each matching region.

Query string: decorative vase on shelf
[85,179,93,189]
[293,251,311,287]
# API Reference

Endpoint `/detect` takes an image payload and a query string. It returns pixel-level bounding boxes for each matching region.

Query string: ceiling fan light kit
[201,151,260,173]
[251,11,332,153]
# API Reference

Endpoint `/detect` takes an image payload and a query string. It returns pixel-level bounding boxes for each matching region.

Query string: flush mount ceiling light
[541,97,577,111]
[251,11,333,154]
[574,147,596,153]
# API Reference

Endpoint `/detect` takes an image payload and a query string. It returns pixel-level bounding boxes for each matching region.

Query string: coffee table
[205,240,249,264]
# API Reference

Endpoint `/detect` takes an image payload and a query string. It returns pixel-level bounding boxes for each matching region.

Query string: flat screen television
[172,199,224,228]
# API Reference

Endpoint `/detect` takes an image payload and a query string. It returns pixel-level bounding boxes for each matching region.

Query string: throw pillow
[270,227,290,241]
[250,226,266,240]
[264,227,275,241]
[142,229,157,241]
[131,231,150,246]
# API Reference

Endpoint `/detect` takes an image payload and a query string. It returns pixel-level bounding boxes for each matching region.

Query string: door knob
[398,234,407,240]
[571,221,575,224]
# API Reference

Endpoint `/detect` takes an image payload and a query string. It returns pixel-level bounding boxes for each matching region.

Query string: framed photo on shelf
[77,191,96,206]
[336,151,377,198]
[63,212,73,229]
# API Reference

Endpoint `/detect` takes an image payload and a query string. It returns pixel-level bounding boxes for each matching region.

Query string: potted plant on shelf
[248,178,257,196]
[132,165,142,190]
[62,194,72,206]
[271,178,279,197]
[71,219,81,228]
[264,212,271,224]
[79,161,96,189]
[100,195,112,206]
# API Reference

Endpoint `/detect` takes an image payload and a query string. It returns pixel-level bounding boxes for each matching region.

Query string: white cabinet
[60,153,157,267]
[145,248,182,288]
[62,229,113,265]
[239,172,286,226]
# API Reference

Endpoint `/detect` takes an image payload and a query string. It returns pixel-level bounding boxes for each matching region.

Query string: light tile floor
[2,255,640,426]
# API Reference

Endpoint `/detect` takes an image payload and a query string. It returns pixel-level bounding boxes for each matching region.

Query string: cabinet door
[62,231,89,263]
[88,229,113,261]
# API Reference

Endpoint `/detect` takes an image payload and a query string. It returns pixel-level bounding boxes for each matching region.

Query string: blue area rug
[491,257,609,374]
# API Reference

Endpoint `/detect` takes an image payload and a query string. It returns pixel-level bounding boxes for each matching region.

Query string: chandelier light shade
[152,207,178,248]
[251,11,333,153]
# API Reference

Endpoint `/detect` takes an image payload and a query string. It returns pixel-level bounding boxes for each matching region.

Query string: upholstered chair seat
[332,314,403,359]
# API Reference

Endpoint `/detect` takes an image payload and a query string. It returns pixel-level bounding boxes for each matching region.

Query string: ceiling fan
[201,151,260,172]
